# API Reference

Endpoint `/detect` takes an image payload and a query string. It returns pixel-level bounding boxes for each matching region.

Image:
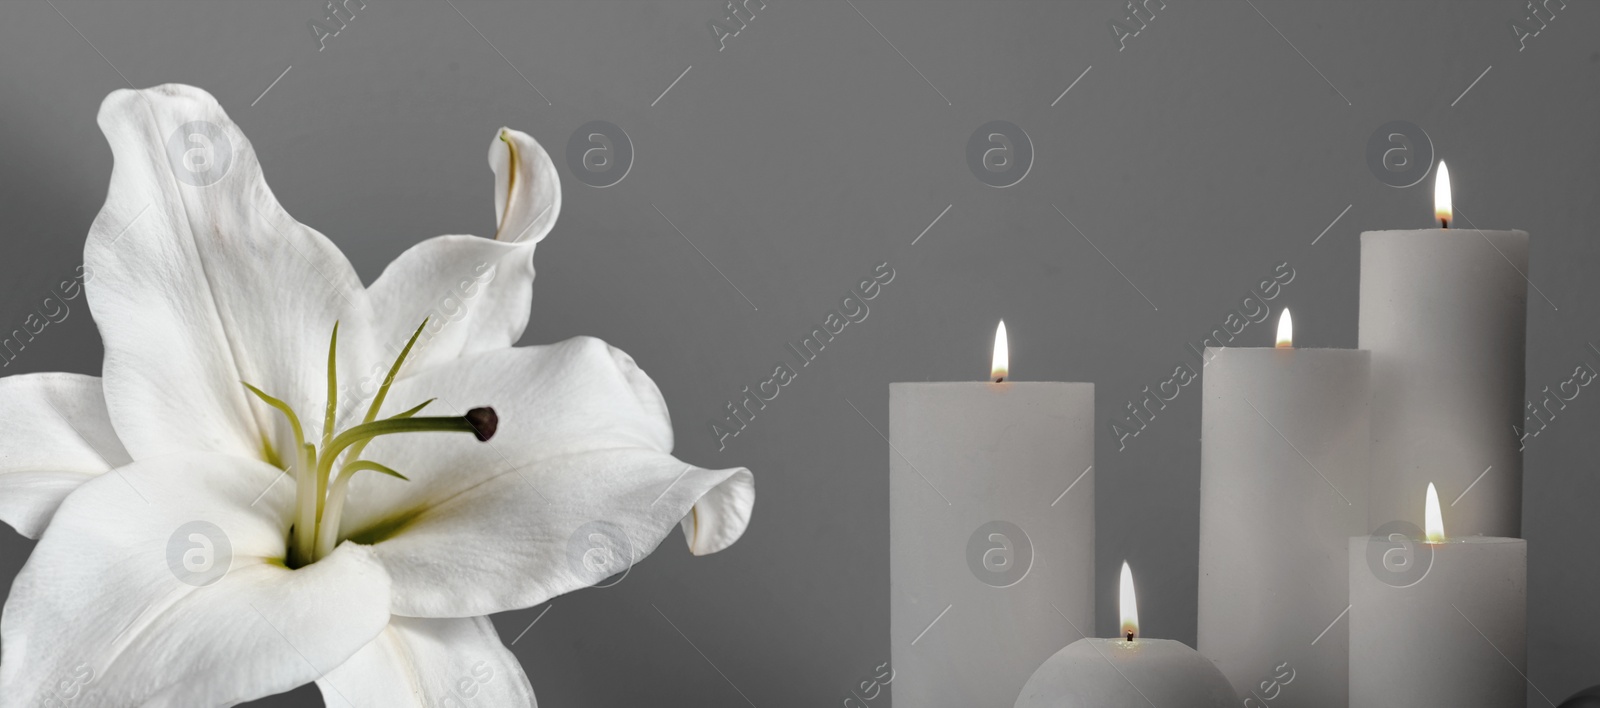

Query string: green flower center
[243,320,496,568]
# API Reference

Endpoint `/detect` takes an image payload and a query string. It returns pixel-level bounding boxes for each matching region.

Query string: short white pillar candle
[1349,483,1528,708]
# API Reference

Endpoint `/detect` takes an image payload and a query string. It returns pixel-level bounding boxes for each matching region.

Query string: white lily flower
[0,84,754,707]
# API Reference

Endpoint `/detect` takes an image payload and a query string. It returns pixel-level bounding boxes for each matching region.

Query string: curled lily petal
[363,128,559,381]
[491,128,561,245]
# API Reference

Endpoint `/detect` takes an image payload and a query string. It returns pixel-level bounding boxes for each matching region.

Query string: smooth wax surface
[1199,346,1370,708]
[1015,638,1238,708]
[1349,536,1527,708]
[1360,229,1529,537]
[890,382,1094,708]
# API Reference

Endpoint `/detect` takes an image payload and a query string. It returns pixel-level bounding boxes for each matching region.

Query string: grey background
[1,0,1596,704]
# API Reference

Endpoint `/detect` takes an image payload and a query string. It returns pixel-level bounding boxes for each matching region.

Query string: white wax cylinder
[1349,535,1527,708]
[1360,229,1529,537]
[1198,346,1370,707]
[1015,638,1237,708]
[890,382,1094,707]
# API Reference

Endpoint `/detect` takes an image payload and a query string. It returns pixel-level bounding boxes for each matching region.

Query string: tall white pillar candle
[890,323,1095,707]
[1198,313,1370,708]
[1360,165,1528,536]
[1349,486,1527,707]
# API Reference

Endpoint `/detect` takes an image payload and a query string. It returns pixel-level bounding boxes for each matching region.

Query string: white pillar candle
[891,321,1095,707]
[1198,311,1370,707]
[1360,162,1528,537]
[1349,484,1527,708]
[1017,563,1236,708]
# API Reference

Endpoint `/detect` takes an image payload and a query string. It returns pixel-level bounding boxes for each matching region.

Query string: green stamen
[317,322,340,521]
[363,319,429,425]
[337,319,432,473]
[343,459,409,481]
[243,382,306,454]
[316,411,497,492]
[330,413,491,447]
[388,398,435,420]
[247,320,496,567]
[341,398,434,474]
[293,442,317,566]
[314,460,407,559]
[244,380,316,566]
[321,321,340,451]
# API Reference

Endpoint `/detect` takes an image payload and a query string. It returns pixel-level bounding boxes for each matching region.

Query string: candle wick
[993,376,1005,383]
[1439,217,1450,229]
[1125,630,1134,642]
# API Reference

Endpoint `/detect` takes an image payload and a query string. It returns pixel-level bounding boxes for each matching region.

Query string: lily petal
[0,453,391,707]
[364,128,559,378]
[0,373,130,538]
[491,128,561,246]
[361,447,752,618]
[317,616,536,708]
[336,337,673,537]
[84,84,373,461]
[680,462,757,557]
[362,236,533,384]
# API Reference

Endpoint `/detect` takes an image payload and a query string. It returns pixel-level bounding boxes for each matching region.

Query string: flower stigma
[243,319,498,568]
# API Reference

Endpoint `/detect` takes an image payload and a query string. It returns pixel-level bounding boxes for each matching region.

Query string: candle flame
[992,320,1008,383]
[1424,482,1445,543]
[1434,161,1452,228]
[1275,309,1293,349]
[1119,561,1138,641]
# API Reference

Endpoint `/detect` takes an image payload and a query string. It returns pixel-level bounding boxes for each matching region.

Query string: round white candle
[1198,311,1370,707]
[1018,564,1236,708]
[1349,485,1527,708]
[891,322,1095,707]
[1360,165,1528,537]
[1016,639,1238,708]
